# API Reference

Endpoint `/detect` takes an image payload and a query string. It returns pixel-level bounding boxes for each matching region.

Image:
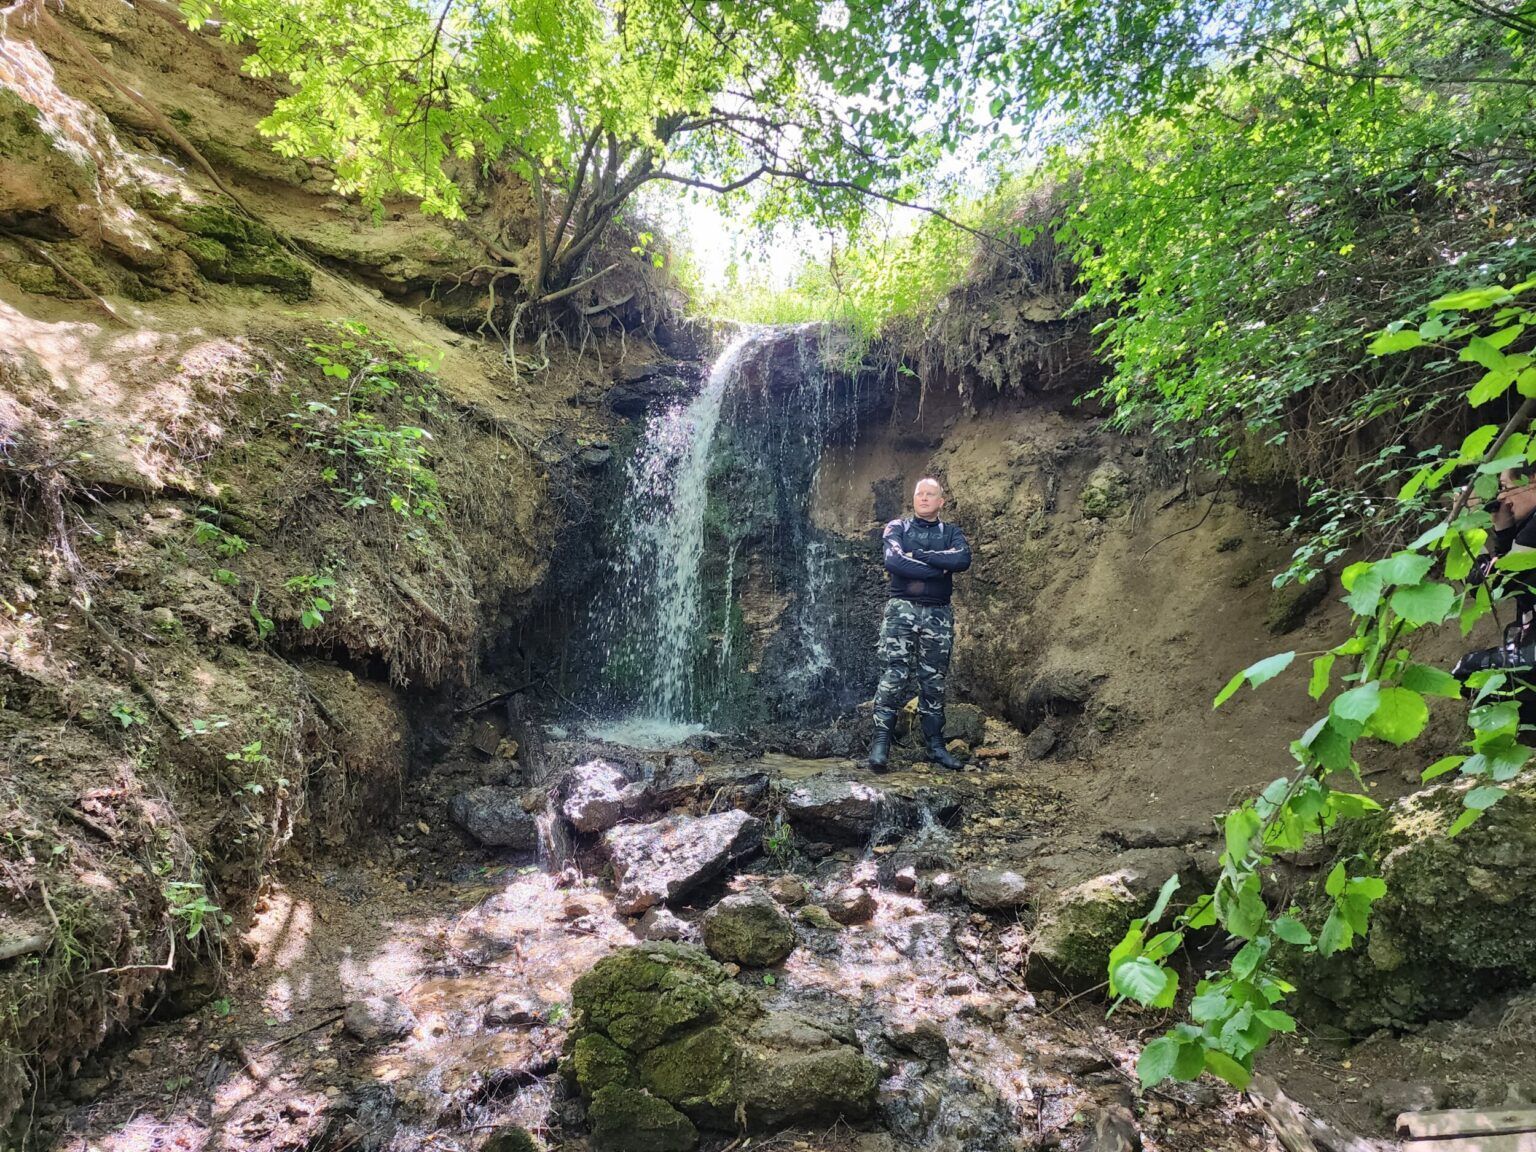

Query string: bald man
[867,477,972,771]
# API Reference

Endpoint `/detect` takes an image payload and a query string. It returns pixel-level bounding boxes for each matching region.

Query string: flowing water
[586,330,760,745]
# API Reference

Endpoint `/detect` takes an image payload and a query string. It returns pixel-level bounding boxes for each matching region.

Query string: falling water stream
[585,329,760,746]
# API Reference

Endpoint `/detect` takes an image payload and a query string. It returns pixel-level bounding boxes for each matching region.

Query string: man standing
[868,477,972,771]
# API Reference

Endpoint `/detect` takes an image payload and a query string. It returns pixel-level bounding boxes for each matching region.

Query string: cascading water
[586,330,759,746]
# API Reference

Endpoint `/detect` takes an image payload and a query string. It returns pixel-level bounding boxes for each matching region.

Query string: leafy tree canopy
[184,0,1009,300]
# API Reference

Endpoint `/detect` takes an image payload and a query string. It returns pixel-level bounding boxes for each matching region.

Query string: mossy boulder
[569,944,877,1140]
[1079,462,1130,520]
[700,890,796,967]
[171,203,312,299]
[1027,848,1187,990]
[1301,772,1536,1030]
[588,1084,697,1152]
[571,942,755,1052]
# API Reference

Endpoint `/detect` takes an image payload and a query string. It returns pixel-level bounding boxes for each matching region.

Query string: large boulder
[782,777,886,844]
[563,758,649,834]
[701,890,795,967]
[448,786,539,849]
[1304,772,1536,1030]
[569,945,877,1142]
[605,810,763,915]
[1026,849,1186,990]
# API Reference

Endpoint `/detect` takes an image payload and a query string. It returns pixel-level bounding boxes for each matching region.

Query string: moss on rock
[1302,772,1536,1030]
[638,1024,740,1125]
[588,1084,698,1152]
[171,203,312,298]
[571,943,754,1053]
[572,1033,634,1092]
[700,890,795,967]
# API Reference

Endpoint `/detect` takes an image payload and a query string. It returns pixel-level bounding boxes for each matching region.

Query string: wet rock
[343,994,416,1043]
[649,760,770,811]
[923,872,962,902]
[701,890,795,967]
[635,907,694,942]
[884,1019,948,1063]
[1027,849,1186,990]
[767,876,809,905]
[589,1084,698,1152]
[782,777,885,844]
[448,786,539,849]
[1266,573,1330,635]
[797,905,842,932]
[827,886,877,925]
[484,992,542,1027]
[879,1074,944,1143]
[605,809,763,915]
[960,867,1029,910]
[563,758,649,833]
[570,944,876,1138]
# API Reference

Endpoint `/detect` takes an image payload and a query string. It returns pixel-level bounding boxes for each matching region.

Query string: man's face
[913,480,945,519]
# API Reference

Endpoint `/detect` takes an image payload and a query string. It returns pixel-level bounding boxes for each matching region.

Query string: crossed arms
[882,521,972,578]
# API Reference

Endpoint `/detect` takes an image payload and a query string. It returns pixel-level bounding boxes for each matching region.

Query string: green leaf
[1464,784,1507,810]
[1214,652,1294,707]
[1190,985,1229,1023]
[1342,568,1384,616]
[1308,654,1335,701]
[1273,916,1312,946]
[1366,686,1430,746]
[1137,1037,1180,1089]
[1470,367,1517,406]
[1225,808,1261,859]
[1113,956,1172,1005]
[1147,873,1180,925]
[1373,552,1433,587]
[1461,336,1511,371]
[1400,664,1463,698]
[1496,551,1536,572]
[1422,754,1467,782]
[1368,329,1422,354]
[1255,1009,1296,1033]
[1447,808,1486,837]
[1245,651,1296,687]
[1325,863,1347,898]
[1331,682,1382,727]
[1317,909,1352,957]
[1388,582,1456,626]
[1429,286,1514,312]
[1213,669,1247,709]
[1173,1039,1207,1081]
[1202,1049,1253,1089]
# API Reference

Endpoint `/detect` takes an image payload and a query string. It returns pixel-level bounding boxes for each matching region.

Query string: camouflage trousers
[871,599,953,732]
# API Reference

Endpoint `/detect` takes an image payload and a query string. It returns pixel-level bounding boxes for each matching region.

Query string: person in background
[866,477,972,772]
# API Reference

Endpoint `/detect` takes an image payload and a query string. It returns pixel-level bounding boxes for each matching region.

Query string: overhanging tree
[183,0,1007,309]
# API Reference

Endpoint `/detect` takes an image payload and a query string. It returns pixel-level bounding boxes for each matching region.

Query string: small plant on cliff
[289,322,443,521]
[1114,275,1536,1090]
[284,572,336,630]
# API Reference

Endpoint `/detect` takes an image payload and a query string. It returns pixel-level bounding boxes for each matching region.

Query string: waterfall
[587,330,759,746]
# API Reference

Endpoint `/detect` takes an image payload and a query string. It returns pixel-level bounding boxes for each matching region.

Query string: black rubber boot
[867,728,891,773]
[921,717,963,770]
